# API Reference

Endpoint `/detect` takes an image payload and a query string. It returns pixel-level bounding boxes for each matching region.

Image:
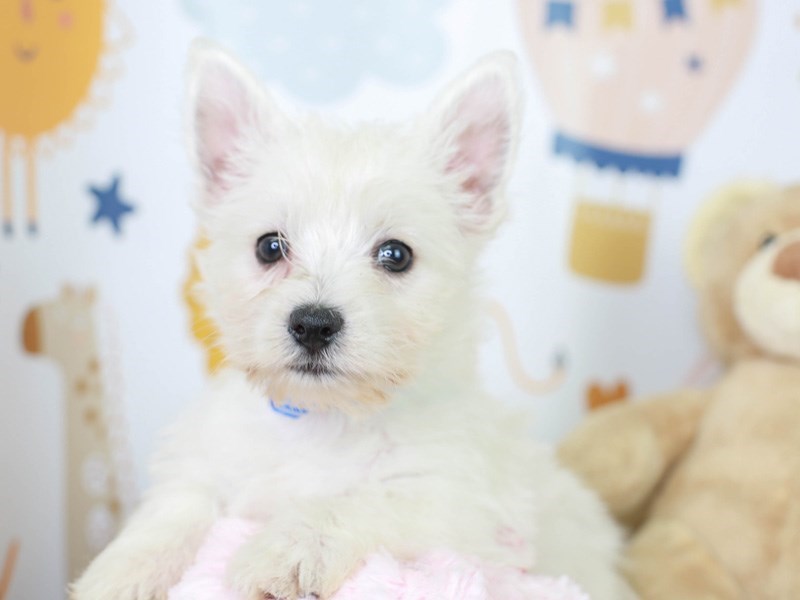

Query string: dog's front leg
[228,488,441,600]
[70,486,217,600]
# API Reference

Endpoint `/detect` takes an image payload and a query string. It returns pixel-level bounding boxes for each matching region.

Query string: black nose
[288,305,344,353]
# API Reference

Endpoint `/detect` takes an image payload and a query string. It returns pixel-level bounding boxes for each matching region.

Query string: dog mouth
[289,361,339,378]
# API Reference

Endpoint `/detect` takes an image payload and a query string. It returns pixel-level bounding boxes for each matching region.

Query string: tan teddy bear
[559,182,800,600]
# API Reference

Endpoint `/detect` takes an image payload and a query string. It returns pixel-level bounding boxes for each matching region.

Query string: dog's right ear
[187,40,287,204]
[424,52,522,238]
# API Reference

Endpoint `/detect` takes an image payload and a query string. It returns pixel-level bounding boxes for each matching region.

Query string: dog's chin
[245,362,397,415]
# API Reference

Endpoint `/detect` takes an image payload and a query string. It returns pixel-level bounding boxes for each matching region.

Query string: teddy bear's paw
[559,409,664,516]
[227,524,354,600]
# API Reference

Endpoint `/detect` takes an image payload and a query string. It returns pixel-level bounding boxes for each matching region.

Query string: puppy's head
[188,42,520,411]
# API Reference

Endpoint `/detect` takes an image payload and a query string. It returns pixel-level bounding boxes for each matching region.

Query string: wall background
[1,1,798,597]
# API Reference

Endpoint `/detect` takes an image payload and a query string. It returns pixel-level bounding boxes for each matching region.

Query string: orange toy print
[586,379,630,411]
[0,0,130,235]
[0,540,20,600]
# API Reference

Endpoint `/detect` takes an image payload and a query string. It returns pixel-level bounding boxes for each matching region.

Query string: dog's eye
[256,233,288,265]
[760,233,778,249]
[376,240,413,273]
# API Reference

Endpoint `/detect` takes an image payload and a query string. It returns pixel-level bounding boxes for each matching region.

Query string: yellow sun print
[0,0,130,235]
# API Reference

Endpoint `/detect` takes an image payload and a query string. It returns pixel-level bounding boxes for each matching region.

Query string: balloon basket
[568,199,652,285]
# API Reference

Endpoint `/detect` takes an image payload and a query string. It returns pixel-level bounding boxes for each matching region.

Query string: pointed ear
[187,40,287,203]
[426,52,521,236]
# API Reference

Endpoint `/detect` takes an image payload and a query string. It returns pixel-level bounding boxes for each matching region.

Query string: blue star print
[545,1,575,28]
[88,175,135,235]
[663,0,688,21]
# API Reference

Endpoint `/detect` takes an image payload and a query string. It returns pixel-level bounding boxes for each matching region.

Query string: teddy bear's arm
[558,389,711,528]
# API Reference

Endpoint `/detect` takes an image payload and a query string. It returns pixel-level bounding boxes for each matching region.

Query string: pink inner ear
[197,106,242,192]
[194,62,257,197]
[444,74,512,207]
[447,119,509,198]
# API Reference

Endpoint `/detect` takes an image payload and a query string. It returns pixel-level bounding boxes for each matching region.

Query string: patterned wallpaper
[1,1,798,597]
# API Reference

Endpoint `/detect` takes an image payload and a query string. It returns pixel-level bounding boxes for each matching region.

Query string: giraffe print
[21,285,130,579]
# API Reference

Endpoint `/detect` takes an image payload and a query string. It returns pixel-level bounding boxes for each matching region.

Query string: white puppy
[72,43,631,600]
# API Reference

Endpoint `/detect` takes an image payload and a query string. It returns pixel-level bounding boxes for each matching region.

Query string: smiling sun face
[0,0,105,139]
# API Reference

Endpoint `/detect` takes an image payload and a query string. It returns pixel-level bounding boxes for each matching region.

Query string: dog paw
[227,523,355,600]
[70,560,167,600]
[70,545,182,600]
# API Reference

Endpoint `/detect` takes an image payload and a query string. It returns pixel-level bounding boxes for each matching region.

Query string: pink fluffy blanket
[168,518,589,600]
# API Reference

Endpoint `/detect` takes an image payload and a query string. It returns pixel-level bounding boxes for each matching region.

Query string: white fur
[71,42,631,600]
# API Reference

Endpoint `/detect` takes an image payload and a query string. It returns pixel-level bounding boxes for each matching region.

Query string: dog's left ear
[187,40,289,205]
[426,52,521,236]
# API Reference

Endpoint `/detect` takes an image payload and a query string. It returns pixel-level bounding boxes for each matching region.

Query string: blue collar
[269,399,308,420]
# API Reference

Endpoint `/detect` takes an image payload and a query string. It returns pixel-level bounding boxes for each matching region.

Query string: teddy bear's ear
[684,180,781,288]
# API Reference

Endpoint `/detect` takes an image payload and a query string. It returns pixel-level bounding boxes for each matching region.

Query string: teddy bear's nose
[773,240,800,281]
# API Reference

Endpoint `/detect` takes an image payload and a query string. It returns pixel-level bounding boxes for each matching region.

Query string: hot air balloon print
[519,0,757,284]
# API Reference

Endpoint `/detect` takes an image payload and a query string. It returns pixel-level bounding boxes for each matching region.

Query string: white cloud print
[182,0,449,103]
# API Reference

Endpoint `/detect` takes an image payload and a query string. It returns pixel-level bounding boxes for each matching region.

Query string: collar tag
[269,399,309,420]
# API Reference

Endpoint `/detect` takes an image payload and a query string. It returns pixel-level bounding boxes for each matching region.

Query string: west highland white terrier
[71,42,631,600]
